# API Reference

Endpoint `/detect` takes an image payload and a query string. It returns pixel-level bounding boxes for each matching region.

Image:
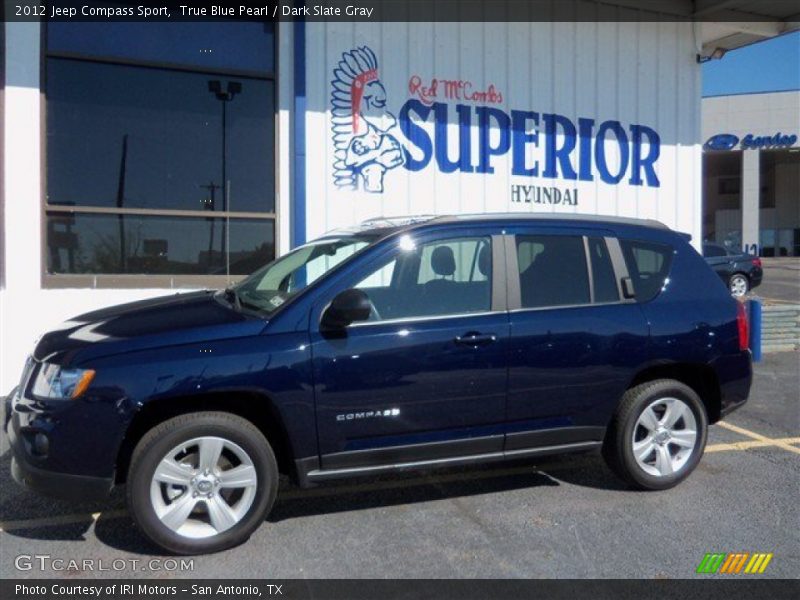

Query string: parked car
[702,242,763,298]
[7,214,752,554]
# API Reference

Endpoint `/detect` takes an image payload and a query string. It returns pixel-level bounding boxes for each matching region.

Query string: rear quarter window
[620,239,674,302]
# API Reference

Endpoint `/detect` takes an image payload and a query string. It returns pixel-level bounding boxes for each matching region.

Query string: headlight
[32,363,95,399]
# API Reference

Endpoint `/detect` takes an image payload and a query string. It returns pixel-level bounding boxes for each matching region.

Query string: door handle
[454,332,497,347]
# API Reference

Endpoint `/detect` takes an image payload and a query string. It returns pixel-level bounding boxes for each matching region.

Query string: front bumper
[6,390,114,502]
[11,452,113,502]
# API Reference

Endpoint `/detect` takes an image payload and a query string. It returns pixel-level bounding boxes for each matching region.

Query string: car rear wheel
[729,273,749,298]
[127,412,278,554]
[603,379,708,490]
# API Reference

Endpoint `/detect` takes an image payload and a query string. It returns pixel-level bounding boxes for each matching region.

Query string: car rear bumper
[750,268,763,288]
[714,350,753,420]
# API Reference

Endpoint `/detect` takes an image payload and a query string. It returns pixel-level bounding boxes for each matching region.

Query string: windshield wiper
[224,287,266,314]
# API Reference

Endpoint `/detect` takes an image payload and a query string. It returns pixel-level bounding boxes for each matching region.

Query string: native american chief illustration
[330,46,405,193]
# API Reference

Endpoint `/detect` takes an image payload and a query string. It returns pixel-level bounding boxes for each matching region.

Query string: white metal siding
[304,20,702,244]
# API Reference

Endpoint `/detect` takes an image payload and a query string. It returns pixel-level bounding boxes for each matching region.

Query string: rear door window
[620,240,674,302]
[516,235,591,308]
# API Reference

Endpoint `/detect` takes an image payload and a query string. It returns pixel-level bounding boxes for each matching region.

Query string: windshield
[227,235,376,315]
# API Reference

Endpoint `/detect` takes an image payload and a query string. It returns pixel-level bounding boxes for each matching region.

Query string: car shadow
[0,452,125,532]
[1,450,631,556]
[267,465,561,523]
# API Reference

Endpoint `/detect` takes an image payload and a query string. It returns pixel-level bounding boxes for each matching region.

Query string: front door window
[353,236,492,322]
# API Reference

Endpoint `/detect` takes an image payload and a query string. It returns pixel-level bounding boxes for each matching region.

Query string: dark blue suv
[6,214,752,554]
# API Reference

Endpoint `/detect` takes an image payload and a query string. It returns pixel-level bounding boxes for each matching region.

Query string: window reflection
[46,213,274,276]
[46,59,274,214]
[45,22,276,282]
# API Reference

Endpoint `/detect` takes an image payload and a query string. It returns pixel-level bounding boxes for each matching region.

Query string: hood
[34,291,266,366]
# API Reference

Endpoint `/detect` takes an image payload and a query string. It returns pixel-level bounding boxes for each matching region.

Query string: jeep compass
[6,214,752,554]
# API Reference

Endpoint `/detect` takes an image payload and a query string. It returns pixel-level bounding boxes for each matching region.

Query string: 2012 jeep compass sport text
[6,214,752,554]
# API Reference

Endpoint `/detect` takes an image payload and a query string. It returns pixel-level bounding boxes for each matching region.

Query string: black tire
[603,379,708,491]
[127,412,278,555]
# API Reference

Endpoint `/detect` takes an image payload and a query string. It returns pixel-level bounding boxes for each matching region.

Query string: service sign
[704,132,798,151]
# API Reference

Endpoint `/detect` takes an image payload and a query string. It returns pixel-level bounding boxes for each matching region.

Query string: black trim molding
[294,426,606,488]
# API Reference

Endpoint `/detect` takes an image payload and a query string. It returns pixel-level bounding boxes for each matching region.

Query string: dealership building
[702,89,800,256]
[1,3,799,393]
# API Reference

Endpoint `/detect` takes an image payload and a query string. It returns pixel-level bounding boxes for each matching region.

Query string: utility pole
[116,134,128,271]
[207,80,242,270]
[201,181,221,269]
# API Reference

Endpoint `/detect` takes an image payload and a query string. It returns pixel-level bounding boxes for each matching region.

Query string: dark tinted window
[46,213,274,276]
[44,23,275,281]
[48,22,274,73]
[517,235,590,308]
[620,240,674,302]
[702,244,727,258]
[588,237,619,303]
[46,59,274,213]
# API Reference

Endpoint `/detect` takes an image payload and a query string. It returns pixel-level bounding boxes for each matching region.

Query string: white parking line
[717,421,800,455]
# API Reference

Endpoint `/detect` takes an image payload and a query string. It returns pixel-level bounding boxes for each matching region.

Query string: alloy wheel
[631,397,698,478]
[149,436,258,539]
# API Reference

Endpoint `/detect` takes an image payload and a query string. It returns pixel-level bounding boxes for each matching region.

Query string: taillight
[736,301,749,351]
[752,257,762,268]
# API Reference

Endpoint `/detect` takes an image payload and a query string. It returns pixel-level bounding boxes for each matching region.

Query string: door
[309,229,510,468]
[504,230,649,450]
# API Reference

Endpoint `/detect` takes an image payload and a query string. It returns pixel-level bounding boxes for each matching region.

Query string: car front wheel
[603,379,708,490]
[127,412,278,554]
[729,273,749,297]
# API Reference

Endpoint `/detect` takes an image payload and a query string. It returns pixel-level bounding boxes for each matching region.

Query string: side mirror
[621,277,636,299]
[322,289,372,329]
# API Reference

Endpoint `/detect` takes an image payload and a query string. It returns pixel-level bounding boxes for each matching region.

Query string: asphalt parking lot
[0,351,797,580]
[755,258,799,304]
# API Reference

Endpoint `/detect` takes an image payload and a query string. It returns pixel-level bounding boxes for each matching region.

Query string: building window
[717,176,740,195]
[44,22,276,286]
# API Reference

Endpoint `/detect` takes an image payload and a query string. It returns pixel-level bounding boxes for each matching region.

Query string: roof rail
[360,215,440,227]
